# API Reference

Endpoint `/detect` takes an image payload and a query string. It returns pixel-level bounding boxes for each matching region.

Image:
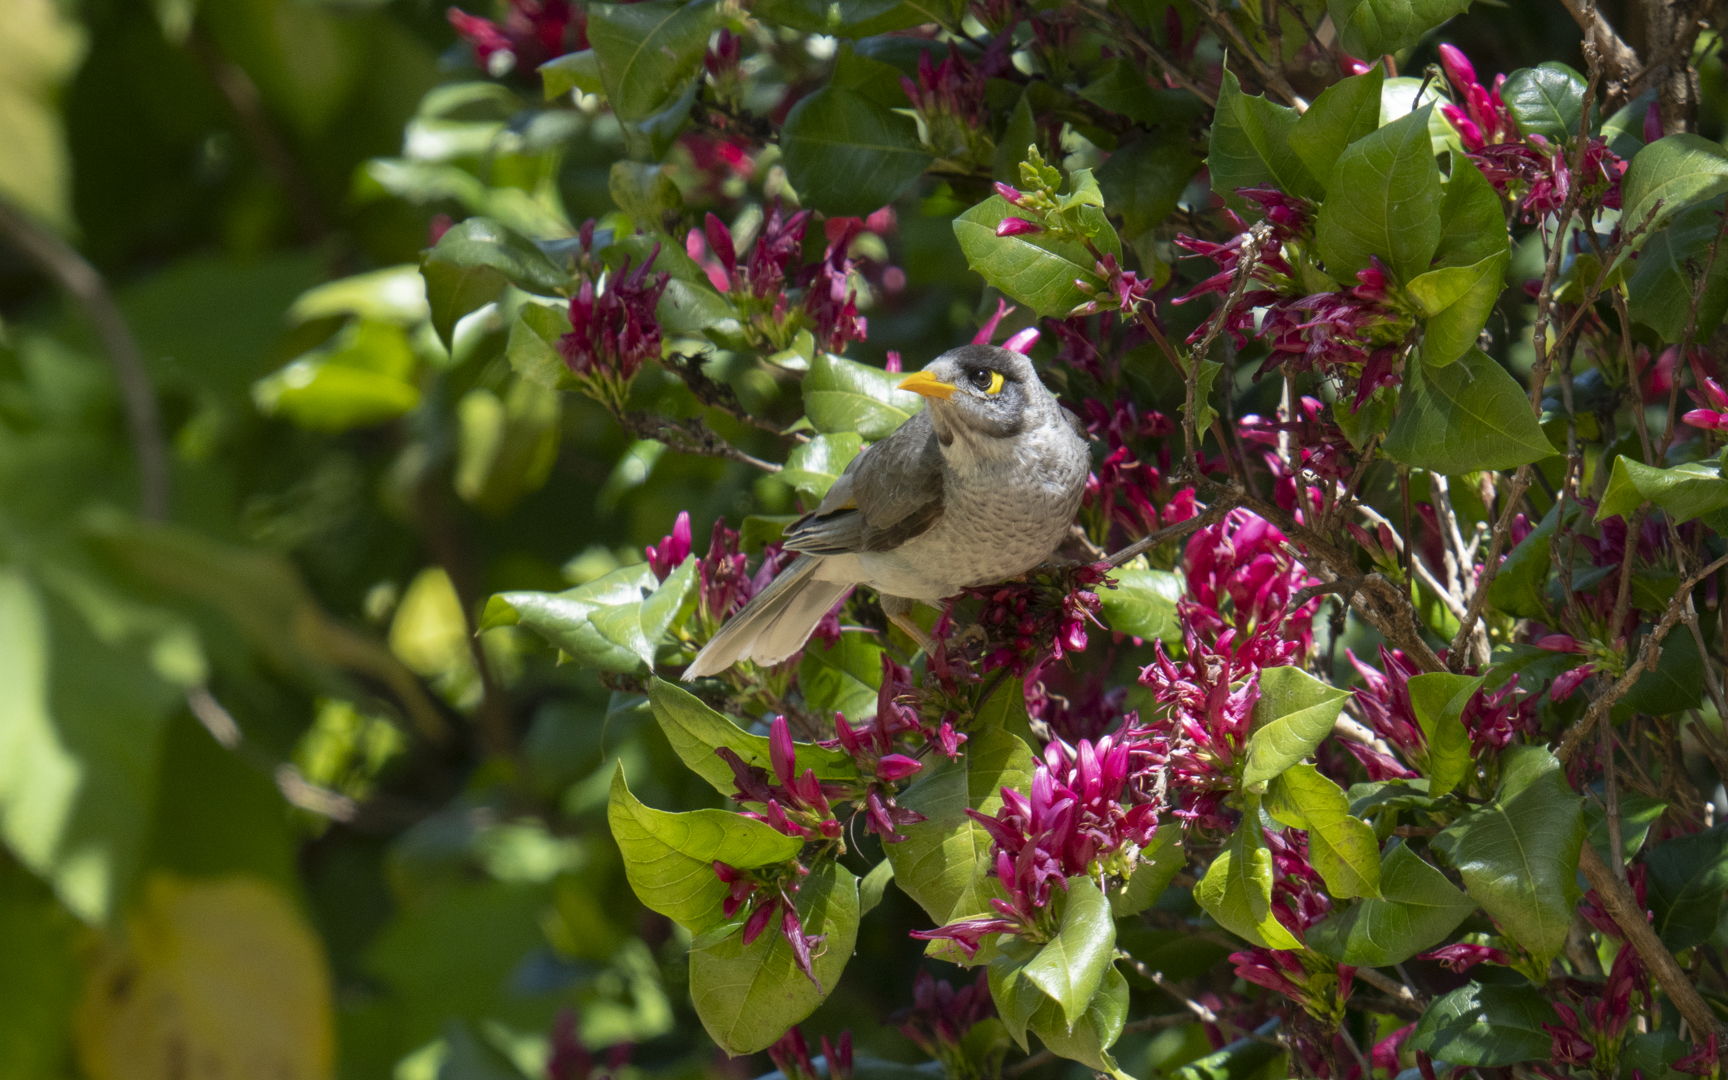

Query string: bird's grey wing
[1060,403,1088,442]
[783,412,945,555]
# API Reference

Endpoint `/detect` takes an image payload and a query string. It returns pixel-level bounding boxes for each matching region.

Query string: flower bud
[995,217,1041,237]
[876,754,924,782]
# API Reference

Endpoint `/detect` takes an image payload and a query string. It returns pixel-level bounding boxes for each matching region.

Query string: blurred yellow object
[76,874,334,1080]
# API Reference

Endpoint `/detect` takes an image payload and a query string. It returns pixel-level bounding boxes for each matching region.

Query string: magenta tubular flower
[1418,942,1513,973]
[1550,664,1593,702]
[448,0,582,77]
[645,511,692,580]
[1543,1002,1597,1065]
[972,297,1017,345]
[819,1033,852,1080]
[768,1027,816,1080]
[875,754,923,782]
[994,182,1025,204]
[1676,1033,1720,1075]
[995,217,1041,237]
[804,218,867,352]
[742,896,779,945]
[1002,326,1040,353]
[558,249,670,385]
[1437,43,1477,92]
[893,970,997,1055]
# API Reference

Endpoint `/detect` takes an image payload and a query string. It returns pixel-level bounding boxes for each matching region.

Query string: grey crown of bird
[684,343,1091,679]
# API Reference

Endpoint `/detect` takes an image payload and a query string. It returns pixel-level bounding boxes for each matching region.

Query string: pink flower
[447,0,583,78]
[1676,1033,1720,1075]
[646,511,692,580]
[1550,664,1593,701]
[995,217,1041,237]
[1418,942,1512,973]
[994,182,1025,204]
[893,970,997,1054]
[558,247,669,384]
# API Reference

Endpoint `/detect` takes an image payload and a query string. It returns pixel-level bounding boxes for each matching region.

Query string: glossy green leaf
[688,859,859,1054]
[1596,456,1728,525]
[1644,823,1728,950]
[858,859,895,917]
[1621,134,1728,240]
[1108,824,1185,916]
[780,433,865,500]
[454,378,564,515]
[1078,60,1207,130]
[1194,805,1303,949]
[1265,764,1381,898]
[421,218,569,348]
[1502,63,1587,143]
[587,0,717,122]
[1288,67,1385,190]
[253,319,420,431]
[1307,842,1475,965]
[1628,198,1728,341]
[487,563,663,673]
[1209,68,1320,211]
[1383,348,1556,474]
[643,678,858,797]
[799,630,882,722]
[1240,666,1350,790]
[539,49,602,99]
[1621,622,1704,715]
[507,302,578,391]
[1406,671,1481,797]
[1025,967,1131,1080]
[1096,130,1203,240]
[1327,0,1472,59]
[1315,108,1443,282]
[1486,503,1560,619]
[1021,876,1115,1028]
[973,678,1040,749]
[607,765,804,934]
[1435,155,1512,269]
[1096,567,1182,644]
[287,264,429,326]
[953,195,1117,318]
[1431,745,1583,970]
[887,726,1034,957]
[991,91,1037,183]
[1406,981,1558,1066]
[1583,791,1666,866]
[1409,252,1510,368]
[803,353,926,440]
[781,86,932,217]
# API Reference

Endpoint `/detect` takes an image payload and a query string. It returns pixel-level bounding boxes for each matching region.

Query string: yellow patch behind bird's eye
[986,371,1004,395]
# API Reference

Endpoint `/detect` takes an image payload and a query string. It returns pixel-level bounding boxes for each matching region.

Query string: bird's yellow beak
[897,371,957,401]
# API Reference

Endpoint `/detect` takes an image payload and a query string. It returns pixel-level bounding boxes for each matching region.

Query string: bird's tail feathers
[682,556,849,679]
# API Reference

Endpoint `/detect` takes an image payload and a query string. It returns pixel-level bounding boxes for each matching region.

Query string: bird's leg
[882,595,935,656]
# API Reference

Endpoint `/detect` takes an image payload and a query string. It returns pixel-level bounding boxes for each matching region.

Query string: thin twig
[1107,492,1240,566]
[0,198,171,521]
[618,412,784,472]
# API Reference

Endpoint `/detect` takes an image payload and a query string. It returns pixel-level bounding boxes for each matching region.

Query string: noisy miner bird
[684,343,1091,679]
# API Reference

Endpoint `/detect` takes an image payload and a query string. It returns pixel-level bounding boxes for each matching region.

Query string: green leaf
[644,677,859,797]
[1501,63,1587,143]
[781,86,932,217]
[1628,198,1728,341]
[1168,1021,1284,1080]
[1079,60,1206,130]
[252,319,421,431]
[1383,348,1555,474]
[1021,876,1115,1028]
[1096,130,1203,241]
[1486,503,1560,619]
[539,49,603,99]
[1327,0,1472,59]
[287,264,429,326]
[1621,621,1704,716]
[1240,666,1350,790]
[507,302,578,391]
[639,556,696,657]
[780,433,865,500]
[1406,671,1481,797]
[1621,134,1728,240]
[1307,842,1475,965]
[489,563,659,673]
[1109,824,1186,915]
[953,195,1119,318]
[1583,791,1666,866]
[974,678,1040,749]
[1194,805,1303,949]
[1596,456,1728,525]
[1644,823,1728,950]
[586,0,717,122]
[1431,745,1583,970]
[803,353,926,440]
[1315,108,1443,283]
[688,858,859,1054]
[607,765,805,934]
[421,218,570,348]
[887,726,1035,956]
[1096,567,1183,644]
[1406,981,1558,1066]
[1408,252,1510,368]
[1288,67,1385,191]
[799,630,882,722]
[858,859,895,917]
[0,861,80,1079]
[1264,764,1381,898]
[1025,967,1132,1080]
[991,90,1037,183]
[1186,359,1222,431]
[1209,68,1321,211]
[1435,155,1512,269]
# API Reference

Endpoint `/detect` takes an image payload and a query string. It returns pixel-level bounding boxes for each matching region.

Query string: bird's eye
[967,367,1004,394]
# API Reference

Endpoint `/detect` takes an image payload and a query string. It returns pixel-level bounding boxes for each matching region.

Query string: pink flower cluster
[1347,646,1535,773]
[690,204,868,353]
[1180,509,1320,661]
[768,1027,851,1080]
[912,730,1161,955]
[558,226,669,393]
[891,971,998,1059]
[447,0,583,79]
[965,561,1112,675]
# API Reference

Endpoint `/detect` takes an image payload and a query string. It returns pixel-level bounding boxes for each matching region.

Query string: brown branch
[1578,843,1724,1040]
[617,412,784,472]
[0,199,171,521]
[1107,491,1240,566]
[1557,0,1641,105]
[664,350,809,442]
